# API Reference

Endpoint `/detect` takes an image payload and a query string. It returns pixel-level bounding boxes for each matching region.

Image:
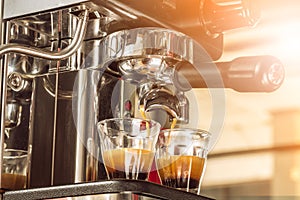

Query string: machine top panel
[3,0,87,19]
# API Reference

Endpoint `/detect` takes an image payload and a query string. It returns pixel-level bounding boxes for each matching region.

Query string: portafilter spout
[138,83,189,126]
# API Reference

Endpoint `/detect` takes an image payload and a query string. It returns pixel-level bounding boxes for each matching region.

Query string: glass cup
[155,128,211,194]
[1,149,28,191]
[98,118,161,180]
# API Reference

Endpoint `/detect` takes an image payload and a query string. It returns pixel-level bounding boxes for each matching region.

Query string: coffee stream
[139,105,151,137]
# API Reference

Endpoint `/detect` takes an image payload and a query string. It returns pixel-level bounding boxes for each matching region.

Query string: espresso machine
[0,0,285,199]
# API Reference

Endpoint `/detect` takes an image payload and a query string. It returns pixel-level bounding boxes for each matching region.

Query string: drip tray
[3,180,214,200]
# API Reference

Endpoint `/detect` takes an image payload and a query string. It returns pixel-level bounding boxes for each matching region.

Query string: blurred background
[196,0,300,198]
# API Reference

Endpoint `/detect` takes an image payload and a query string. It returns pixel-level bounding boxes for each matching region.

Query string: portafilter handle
[173,55,285,92]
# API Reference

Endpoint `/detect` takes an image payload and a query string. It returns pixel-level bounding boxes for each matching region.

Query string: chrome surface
[0,0,6,189]
[4,101,22,129]
[3,0,88,19]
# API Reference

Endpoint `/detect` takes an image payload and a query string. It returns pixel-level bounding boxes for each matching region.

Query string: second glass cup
[98,118,161,181]
[156,128,211,194]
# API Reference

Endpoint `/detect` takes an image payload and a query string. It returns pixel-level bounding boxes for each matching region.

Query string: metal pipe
[0,9,89,60]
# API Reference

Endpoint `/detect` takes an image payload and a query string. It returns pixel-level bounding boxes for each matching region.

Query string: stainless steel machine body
[0,0,285,198]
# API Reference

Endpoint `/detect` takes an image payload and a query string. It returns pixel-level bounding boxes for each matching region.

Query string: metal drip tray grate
[3,180,215,200]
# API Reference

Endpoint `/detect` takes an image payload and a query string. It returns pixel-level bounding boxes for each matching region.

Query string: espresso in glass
[157,155,205,189]
[1,173,26,190]
[98,118,161,181]
[156,128,210,194]
[1,149,28,191]
[102,148,155,180]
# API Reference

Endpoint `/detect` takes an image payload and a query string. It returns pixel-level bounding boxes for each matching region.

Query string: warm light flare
[274,22,300,59]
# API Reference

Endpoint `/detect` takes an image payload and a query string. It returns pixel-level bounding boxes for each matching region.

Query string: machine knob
[202,0,260,34]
